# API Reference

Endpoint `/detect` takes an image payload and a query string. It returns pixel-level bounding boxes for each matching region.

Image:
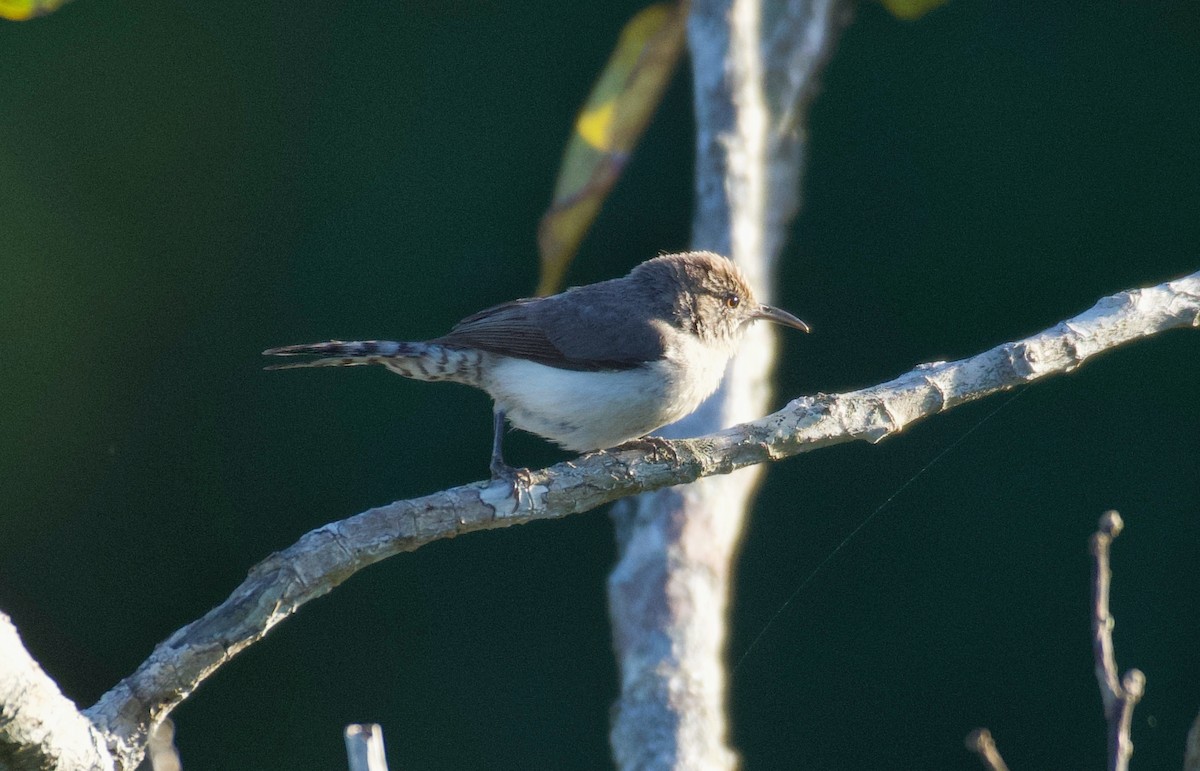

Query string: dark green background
[2,1,1198,768]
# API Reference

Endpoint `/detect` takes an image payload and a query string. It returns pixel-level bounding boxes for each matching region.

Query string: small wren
[264,251,809,478]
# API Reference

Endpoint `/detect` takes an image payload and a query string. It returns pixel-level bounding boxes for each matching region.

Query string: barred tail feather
[262,339,482,384]
[264,356,380,371]
[262,340,403,367]
[263,340,405,357]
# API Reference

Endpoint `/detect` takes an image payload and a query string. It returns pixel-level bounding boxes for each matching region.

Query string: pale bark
[1186,710,1200,771]
[2,269,1195,771]
[965,729,1009,771]
[1090,512,1145,771]
[970,511,1150,771]
[609,0,850,766]
[0,613,114,771]
[344,724,388,771]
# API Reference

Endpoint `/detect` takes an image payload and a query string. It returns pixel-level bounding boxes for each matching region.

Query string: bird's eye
[724,294,741,309]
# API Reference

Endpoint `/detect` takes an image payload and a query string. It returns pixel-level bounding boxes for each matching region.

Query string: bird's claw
[490,460,533,505]
[618,436,682,465]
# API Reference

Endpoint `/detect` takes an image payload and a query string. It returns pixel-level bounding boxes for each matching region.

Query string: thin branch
[1092,511,1123,714]
[968,511,1155,771]
[145,720,180,771]
[1091,510,1145,771]
[0,271,1195,770]
[965,728,1009,771]
[344,724,388,771]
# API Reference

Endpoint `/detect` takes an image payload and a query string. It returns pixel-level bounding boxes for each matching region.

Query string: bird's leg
[489,407,510,477]
[489,407,532,495]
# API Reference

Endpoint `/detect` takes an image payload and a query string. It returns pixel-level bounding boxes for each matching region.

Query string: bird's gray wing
[433,289,667,372]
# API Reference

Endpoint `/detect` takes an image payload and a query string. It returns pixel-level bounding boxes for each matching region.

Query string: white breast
[481,332,734,452]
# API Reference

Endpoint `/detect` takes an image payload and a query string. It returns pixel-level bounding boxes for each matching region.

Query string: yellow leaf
[878,0,950,21]
[0,0,71,20]
[577,101,617,152]
[536,2,687,296]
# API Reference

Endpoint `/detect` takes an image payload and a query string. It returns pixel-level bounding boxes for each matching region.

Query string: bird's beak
[752,304,811,333]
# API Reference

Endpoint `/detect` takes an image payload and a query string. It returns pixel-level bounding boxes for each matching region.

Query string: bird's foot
[490,459,533,504]
[618,435,682,465]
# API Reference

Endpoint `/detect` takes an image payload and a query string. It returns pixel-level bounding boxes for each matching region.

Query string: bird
[264,251,809,478]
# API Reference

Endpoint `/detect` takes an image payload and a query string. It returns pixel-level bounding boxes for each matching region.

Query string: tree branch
[968,510,1154,771]
[965,728,1009,771]
[1,270,1196,770]
[1091,511,1145,771]
[0,612,114,771]
[1186,709,1200,771]
[344,724,388,771]
[606,0,852,766]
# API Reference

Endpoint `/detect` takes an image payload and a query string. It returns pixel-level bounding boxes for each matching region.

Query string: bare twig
[0,272,1196,770]
[1091,510,1145,771]
[344,724,388,771]
[145,720,181,771]
[967,511,1158,771]
[965,728,1009,771]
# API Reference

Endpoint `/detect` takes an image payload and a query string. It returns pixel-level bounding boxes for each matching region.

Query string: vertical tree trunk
[607,1,850,767]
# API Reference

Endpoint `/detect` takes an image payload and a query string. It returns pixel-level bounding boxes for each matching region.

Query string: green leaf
[878,0,950,21]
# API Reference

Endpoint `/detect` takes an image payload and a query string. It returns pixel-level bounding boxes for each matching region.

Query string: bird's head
[635,251,810,345]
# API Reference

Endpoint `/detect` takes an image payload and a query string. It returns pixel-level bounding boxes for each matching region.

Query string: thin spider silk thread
[733,387,1028,672]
